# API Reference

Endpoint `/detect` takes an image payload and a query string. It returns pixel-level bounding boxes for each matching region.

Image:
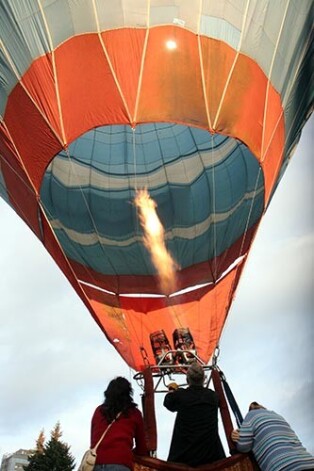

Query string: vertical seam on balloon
[188,127,203,269]
[91,0,132,124]
[132,128,156,278]
[0,40,63,147]
[131,128,151,296]
[133,0,151,125]
[212,0,250,130]
[132,128,138,190]
[261,108,284,169]
[196,0,207,262]
[1,116,51,208]
[238,166,262,259]
[261,0,290,161]
[153,125,181,298]
[37,0,66,146]
[197,0,212,129]
[197,0,203,34]
[210,135,218,281]
[62,145,119,277]
[198,50,213,131]
[198,39,212,130]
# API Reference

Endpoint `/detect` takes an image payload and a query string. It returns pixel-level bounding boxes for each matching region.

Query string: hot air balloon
[0,1,312,469]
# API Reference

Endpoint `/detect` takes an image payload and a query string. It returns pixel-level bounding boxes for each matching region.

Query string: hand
[167,382,178,391]
[231,429,240,442]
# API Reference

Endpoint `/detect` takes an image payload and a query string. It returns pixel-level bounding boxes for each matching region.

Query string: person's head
[186,360,204,386]
[102,376,136,421]
[249,401,266,411]
[105,376,133,401]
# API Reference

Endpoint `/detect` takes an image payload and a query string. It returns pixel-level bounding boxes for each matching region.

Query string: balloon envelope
[0,0,312,370]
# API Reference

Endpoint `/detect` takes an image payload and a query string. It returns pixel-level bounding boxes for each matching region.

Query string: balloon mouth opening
[40,122,264,295]
[78,253,246,298]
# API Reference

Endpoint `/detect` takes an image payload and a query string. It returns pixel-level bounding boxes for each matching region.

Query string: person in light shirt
[231,401,314,471]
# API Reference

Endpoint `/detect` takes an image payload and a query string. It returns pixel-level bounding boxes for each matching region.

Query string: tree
[23,450,45,471]
[51,422,62,441]
[36,429,45,454]
[23,429,45,471]
[24,423,75,471]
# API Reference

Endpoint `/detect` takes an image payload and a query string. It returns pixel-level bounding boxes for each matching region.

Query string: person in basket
[163,360,225,466]
[91,376,148,471]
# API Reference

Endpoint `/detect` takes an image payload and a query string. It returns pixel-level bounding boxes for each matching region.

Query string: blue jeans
[94,466,130,471]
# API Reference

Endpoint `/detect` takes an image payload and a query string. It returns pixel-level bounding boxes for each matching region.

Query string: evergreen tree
[23,451,45,471]
[51,422,62,441]
[23,429,45,471]
[24,423,75,471]
[38,436,76,471]
[36,429,45,454]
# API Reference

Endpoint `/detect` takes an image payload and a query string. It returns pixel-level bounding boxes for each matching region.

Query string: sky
[0,115,313,466]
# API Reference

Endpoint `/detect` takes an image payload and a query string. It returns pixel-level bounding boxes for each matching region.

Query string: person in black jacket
[163,361,226,467]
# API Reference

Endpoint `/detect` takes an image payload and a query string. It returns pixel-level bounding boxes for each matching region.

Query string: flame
[134,189,178,295]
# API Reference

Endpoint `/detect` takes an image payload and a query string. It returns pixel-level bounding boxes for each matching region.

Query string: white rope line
[238,165,262,259]
[131,126,159,275]
[0,152,35,197]
[197,0,212,131]
[210,134,218,280]
[261,0,291,160]
[0,40,63,147]
[132,127,138,190]
[261,108,284,164]
[213,0,250,130]
[91,0,132,124]
[133,0,151,124]
[37,0,66,146]
[198,38,212,129]
[197,0,203,34]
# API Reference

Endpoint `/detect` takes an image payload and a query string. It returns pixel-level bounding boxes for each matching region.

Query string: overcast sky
[0,116,313,466]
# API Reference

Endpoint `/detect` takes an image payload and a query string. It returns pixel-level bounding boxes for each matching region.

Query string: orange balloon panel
[83,264,243,371]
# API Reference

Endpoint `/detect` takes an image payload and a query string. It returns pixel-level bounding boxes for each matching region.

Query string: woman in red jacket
[91,376,148,471]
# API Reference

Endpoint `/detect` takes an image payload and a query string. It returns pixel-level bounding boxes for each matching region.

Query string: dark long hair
[101,377,137,422]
